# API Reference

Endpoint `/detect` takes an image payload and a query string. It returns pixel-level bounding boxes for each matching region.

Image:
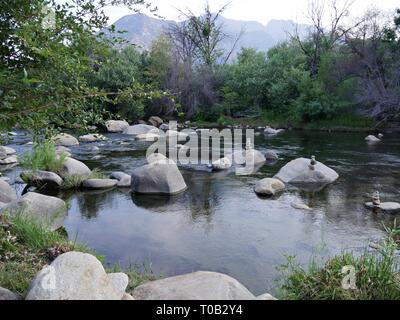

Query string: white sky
[105,0,399,25]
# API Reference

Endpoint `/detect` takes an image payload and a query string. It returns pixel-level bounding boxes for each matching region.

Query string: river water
[3,130,400,295]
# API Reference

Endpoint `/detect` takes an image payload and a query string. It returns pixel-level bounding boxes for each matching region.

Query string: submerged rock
[82,179,118,190]
[21,171,63,188]
[131,271,255,300]
[254,178,285,196]
[264,127,284,135]
[265,150,279,161]
[58,158,91,178]
[274,158,339,186]
[2,192,67,231]
[212,157,232,171]
[26,252,125,300]
[53,133,79,147]
[123,124,159,136]
[110,172,131,188]
[105,120,129,133]
[131,160,187,195]
[291,202,312,211]
[0,179,17,203]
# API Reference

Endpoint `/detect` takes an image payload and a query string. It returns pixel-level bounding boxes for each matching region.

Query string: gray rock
[212,157,232,171]
[148,116,163,127]
[108,273,129,297]
[254,178,285,196]
[0,179,17,203]
[82,179,118,190]
[53,133,79,147]
[21,171,63,188]
[123,124,159,136]
[160,124,169,131]
[264,127,284,135]
[110,172,131,188]
[79,134,106,143]
[0,146,16,155]
[365,202,400,213]
[265,150,279,161]
[256,293,277,300]
[136,132,161,141]
[245,150,266,166]
[2,192,67,231]
[131,271,255,300]
[365,135,381,143]
[26,252,123,300]
[146,153,175,164]
[0,151,7,160]
[58,158,91,178]
[0,155,18,165]
[0,287,20,300]
[105,120,130,133]
[274,158,339,185]
[131,160,187,195]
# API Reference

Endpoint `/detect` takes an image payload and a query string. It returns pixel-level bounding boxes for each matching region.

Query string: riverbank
[189,112,397,133]
[0,214,157,298]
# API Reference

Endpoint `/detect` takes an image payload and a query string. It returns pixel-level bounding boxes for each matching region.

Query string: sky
[104,0,399,25]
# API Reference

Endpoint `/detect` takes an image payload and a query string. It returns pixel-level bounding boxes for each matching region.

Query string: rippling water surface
[3,130,400,295]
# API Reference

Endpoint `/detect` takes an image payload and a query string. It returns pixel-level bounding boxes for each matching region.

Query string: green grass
[0,214,159,297]
[19,140,67,173]
[61,169,107,190]
[277,227,400,300]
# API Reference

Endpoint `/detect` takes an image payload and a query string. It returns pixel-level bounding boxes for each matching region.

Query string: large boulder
[0,146,16,155]
[110,172,131,188]
[131,160,187,195]
[148,116,164,127]
[245,150,266,166]
[82,179,118,190]
[21,171,63,189]
[79,134,106,143]
[2,192,67,231]
[0,287,20,300]
[105,120,129,133]
[53,133,79,147]
[26,252,125,300]
[123,124,159,136]
[131,271,255,300]
[274,158,339,186]
[58,158,91,178]
[254,178,285,196]
[0,179,17,203]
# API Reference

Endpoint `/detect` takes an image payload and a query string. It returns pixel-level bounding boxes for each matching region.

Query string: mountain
[106,13,310,56]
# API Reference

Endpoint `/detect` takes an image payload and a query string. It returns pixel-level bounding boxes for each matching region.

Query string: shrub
[19,140,67,173]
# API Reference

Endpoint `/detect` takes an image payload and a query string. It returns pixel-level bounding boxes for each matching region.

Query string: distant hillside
[105,13,310,56]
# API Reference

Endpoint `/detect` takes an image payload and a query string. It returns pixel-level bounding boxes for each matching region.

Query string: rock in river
[58,158,91,178]
[131,160,187,195]
[0,146,16,155]
[26,252,126,300]
[53,133,79,147]
[0,179,17,203]
[79,134,106,143]
[274,158,339,186]
[131,271,256,300]
[82,179,118,190]
[0,155,18,165]
[365,135,381,143]
[105,120,129,133]
[365,202,400,213]
[2,192,67,231]
[110,172,131,188]
[21,171,63,188]
[212,157,232,171]
[254,178,285,196]
[123,124,159,136]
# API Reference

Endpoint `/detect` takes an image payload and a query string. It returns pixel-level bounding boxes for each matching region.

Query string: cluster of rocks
[1,251,276,300]
[364,191,400,214]
[0,146,17,165]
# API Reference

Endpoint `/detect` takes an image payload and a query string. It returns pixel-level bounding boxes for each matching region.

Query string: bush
[19,140,67,173]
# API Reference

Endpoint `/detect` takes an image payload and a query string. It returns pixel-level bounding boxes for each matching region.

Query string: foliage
[61,168,107,190]
[19,140,67,173]
[278,226,400,300]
